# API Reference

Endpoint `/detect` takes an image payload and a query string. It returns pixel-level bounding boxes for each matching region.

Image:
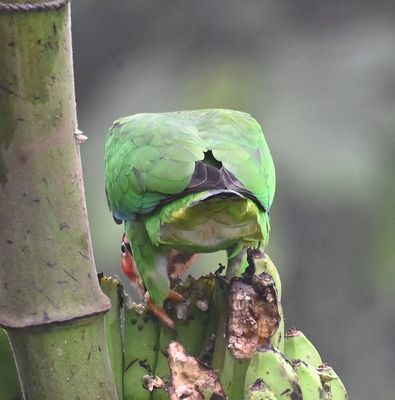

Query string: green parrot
[104,109,275,327]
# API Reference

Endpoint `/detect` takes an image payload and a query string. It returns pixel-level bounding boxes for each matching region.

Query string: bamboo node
[0,0,70,13]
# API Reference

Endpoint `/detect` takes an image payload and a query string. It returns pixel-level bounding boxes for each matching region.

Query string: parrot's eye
[120,243,127,255]
[121,241,132,255]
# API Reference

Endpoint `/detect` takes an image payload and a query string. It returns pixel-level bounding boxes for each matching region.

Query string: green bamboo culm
[0,1,118,399]
[0,329,21,399]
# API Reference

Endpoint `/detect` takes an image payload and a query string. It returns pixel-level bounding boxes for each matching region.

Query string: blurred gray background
[71,1,395,398]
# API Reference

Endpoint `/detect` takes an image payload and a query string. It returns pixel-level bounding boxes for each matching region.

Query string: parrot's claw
[146,289,184,331]
[167,289,185,302]
[147,299,176,331]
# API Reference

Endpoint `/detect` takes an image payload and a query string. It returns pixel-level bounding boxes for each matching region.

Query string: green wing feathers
[104,109,275,221]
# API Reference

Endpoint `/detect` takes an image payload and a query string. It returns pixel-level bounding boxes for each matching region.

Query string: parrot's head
[120,233,139,283]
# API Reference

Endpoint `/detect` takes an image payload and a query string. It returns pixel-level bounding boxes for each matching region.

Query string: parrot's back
[104,109,276,224]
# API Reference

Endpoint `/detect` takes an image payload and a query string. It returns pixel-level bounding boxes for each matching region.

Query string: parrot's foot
[147,300,175,331]
[146,289,184,331]
[167,289,184,302]
[167,250,198,279]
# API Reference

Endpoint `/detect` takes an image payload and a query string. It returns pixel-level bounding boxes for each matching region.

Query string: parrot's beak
[120,234,138,282]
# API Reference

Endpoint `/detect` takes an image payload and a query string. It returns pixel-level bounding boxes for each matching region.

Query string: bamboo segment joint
[0,0,70,13]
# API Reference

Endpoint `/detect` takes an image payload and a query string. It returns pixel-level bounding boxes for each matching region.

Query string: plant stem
[8,317,116,399]
[0,2,117,398]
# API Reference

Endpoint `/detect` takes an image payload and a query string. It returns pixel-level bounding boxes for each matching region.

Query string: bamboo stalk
[0,2,118,398]
[8,317,115,399]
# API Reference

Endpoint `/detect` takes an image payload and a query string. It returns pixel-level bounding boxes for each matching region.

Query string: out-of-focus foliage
[71,2,395,399]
